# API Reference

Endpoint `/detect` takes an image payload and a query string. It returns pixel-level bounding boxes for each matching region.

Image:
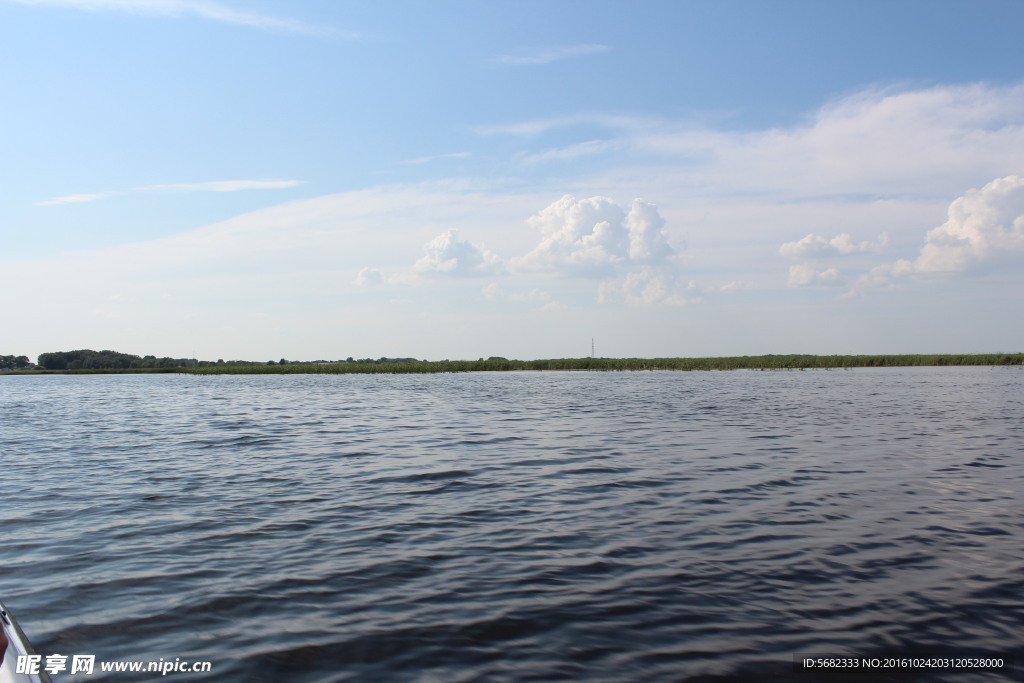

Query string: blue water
[2,368,1022,681]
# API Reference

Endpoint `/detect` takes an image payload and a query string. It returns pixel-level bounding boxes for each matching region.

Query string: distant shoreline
[3,353,1023,375]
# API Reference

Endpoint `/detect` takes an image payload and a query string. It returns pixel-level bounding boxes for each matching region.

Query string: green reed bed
[180,353,1024,375]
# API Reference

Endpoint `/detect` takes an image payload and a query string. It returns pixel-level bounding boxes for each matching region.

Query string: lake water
[2,368,1022,681]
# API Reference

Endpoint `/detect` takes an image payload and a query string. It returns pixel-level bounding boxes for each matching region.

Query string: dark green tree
[0,355,32,369]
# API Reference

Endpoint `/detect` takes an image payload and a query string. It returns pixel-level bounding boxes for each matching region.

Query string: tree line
[34,349,205,370]
[0,355,33,370]
[1,349,426,371]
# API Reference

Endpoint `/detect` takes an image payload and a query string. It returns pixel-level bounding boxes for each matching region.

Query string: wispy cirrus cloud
[138,179,304,193]
[516,139,624,165]
[477,83,1024,199]
[474,113,659,137]
[35,191,124,206]
[490,43,610,66]
[398,152,471,166]
[36,179,302,206]
[4,0,353,37]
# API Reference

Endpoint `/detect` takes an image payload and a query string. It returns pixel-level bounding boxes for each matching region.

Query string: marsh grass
[181,354,1024,375]
[5,354,1020,376]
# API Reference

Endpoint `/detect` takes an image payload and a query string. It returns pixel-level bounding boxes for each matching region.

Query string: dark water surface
[2,368,1022,681]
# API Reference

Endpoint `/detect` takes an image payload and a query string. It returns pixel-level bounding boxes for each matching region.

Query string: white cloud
[6,183,711,360]
[491,43,609,66]
[779,232,888,259]
[354,267,387,288]
[513,195,675,276]
[138,179,304,192]
[515,195,628,274]
[599,267,700,307]
[36,179,302,206]
[413,229,501,277]
[719,280,756,293]
[911,175,1024,273]
[9,171,1024,360]
[473,113,658,137]
[356,195,683,307]
[787,264,846,288]
[653,83,1024,198]
[35,191,122,206]
[517,140,623,165]
[481,83,1024,204]
[398,152,471,166]
[481,282,500,300]
[5,0,346,35]
[507,288,551,302]
[854,175,1024,291]
[626,198,675,263]
[10,77,1024,359]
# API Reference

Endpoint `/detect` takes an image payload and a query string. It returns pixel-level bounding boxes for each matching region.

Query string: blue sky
[3,0,1024,361]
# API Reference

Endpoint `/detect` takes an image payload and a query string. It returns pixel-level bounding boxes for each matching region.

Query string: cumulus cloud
[910,175,1024,273]
[626,198,675,263]
[354,267,387,288]
[481,282,500,300]
[514,195,627,274]
[599,267,700,307]
[513,195,674,276]
[361,196,684,308]
[779,232,888,259]
[413,229,501,276]
[506,195,689,307]
[855,175,1024,291]
[719,280,756,293]
[507,288,551,303]
[787,264,846,288]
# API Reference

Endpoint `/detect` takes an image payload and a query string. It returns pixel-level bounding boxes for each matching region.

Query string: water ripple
[2,368,1022,681]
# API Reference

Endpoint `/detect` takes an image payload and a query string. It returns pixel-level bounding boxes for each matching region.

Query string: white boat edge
[0,601,51,683]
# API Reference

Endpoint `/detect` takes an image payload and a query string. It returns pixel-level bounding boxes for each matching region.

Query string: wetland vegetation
[6,351,1022,374]
[181,353,1024,374]
[4,352,1019,374]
